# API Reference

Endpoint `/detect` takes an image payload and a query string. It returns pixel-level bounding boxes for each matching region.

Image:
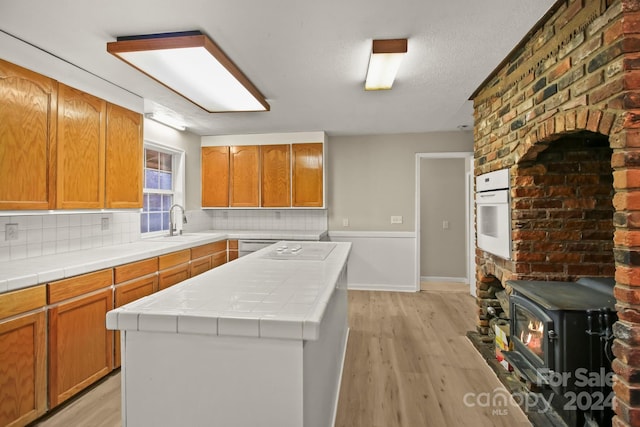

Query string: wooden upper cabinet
[261,144,290,207]
[230,145,259,207]
[56,83,106,209]
[0,59,57,210]
[202,146,229,207]
[292,143,323,207]
[105,103,143,208]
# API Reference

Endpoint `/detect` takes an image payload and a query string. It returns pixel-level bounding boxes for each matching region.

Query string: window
[140,145,184,235]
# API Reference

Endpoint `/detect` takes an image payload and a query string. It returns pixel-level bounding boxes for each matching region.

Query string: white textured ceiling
[0,0,556,136]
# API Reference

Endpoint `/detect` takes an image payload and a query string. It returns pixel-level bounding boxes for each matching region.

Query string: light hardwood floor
[32,286,530,427]
[334,287,531,427]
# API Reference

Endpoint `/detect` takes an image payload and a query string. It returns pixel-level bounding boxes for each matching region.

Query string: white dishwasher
[237,240,280,257]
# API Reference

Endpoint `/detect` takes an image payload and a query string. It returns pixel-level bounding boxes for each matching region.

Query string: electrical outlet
[443,220,450,229]
[275,211,281,220]
[101,217,109,231]
[342,218,349,227]
[5,223,18,240]
[391,216,403,224]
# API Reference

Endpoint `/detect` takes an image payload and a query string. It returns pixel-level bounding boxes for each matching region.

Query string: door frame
[415,152,474,294]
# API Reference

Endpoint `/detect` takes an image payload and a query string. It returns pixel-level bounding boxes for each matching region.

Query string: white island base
[108,242,350,427]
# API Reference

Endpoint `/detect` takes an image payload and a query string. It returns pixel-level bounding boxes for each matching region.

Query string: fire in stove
[520,320,544,351]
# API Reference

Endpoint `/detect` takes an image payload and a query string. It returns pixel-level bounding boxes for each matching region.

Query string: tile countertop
[0,229,327,294]
[106,241,350,341]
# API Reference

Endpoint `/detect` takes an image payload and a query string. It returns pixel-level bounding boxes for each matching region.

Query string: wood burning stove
[503,278,616,427]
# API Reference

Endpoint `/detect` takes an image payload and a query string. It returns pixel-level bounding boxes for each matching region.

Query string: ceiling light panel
[365,39,408,91]
[107,32,270,113]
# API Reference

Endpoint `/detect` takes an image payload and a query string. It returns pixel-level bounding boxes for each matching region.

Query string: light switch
[342,218,349,227]
[443,220,449,229]
[391,216,403,224]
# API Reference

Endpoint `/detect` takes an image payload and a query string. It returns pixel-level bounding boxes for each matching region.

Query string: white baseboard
[347,283,417,293]
[420,276,467,284]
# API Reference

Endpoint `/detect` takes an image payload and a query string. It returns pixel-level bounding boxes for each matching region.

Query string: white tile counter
[108,241,350,427]
[0,229,326,294]
[107,241,350,340]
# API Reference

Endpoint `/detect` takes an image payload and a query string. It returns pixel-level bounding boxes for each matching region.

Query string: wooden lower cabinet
[159,250,190,290]
[114,258,159,367]
[114,274,158,367]
[190,256,212,277]
[190,241,227,277]
[211,251,227,268]
[0,310,47,427]
[48,284,113,407]
[228,240,239,262]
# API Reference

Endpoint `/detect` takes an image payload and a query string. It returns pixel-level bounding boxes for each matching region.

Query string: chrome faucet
[169,204,187,236]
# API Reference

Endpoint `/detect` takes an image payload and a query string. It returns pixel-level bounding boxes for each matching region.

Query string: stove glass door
[513,304,545,362]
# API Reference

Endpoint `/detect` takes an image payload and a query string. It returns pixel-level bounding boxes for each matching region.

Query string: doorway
[415,152,474,295]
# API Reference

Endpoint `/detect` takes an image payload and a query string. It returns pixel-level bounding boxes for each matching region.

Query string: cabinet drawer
[115,275,158,307]
[0,285,46,319]
[158,264,190,290]
[159,250,191,270]
[190,257,211,277]
[228,239,238,250]
[191,241,227,259]
[48,269,113,304]
[114,257,158,284]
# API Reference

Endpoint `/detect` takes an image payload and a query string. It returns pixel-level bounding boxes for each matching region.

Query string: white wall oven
[475,168,511,260]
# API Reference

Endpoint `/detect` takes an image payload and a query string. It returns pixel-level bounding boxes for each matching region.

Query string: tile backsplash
[0,212,140,262]
[209,209,327,231]
[0,209,327,262]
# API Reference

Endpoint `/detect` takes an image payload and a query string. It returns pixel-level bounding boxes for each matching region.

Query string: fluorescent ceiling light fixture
[365,39,408,91]
[145,112,186,131]
[107,31,270,113]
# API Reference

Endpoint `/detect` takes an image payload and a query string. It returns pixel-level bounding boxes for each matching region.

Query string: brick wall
[471,0,640,425]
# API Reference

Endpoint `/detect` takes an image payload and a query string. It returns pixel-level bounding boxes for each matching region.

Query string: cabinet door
[292,143,323,207]
[202,146,229,207]
[230,145,259,207]
[158,264,190,290]
[0,310,47,427]
[105,103,143,208]
[114,275,158,367]
[48,288,113,407]
[261,144,290,207]
[56,83,106,209]
[0,59,57,210]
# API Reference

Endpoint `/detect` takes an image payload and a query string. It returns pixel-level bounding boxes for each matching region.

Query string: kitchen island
[106,241,350,427]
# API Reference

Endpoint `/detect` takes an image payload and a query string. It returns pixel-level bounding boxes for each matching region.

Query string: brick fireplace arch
[471,1,640,425]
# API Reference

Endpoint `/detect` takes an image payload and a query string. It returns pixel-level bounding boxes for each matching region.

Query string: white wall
[327,132,473,231]
[327,132,473,291]
[329,232,416,292]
